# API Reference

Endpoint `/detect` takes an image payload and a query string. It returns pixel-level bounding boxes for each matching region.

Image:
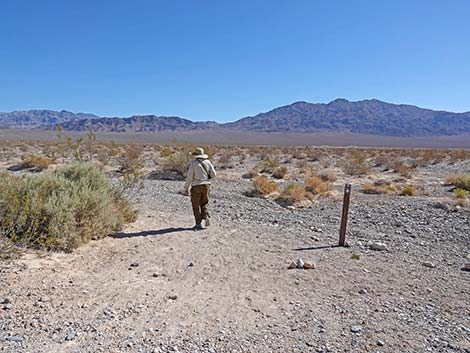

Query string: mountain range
[1,99,470,137]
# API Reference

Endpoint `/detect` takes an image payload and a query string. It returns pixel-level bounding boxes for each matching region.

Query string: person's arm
[184,162,194,193]
[208,160,216,179]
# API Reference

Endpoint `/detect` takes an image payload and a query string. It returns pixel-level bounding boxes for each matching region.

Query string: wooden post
[339,184,351,246]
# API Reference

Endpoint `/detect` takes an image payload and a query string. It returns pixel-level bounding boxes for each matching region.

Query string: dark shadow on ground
[113,227,193,239]
[293,245,342,251]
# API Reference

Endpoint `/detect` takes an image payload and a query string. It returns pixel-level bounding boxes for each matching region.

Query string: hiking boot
[193,224,204,231]
[204,216,211,227]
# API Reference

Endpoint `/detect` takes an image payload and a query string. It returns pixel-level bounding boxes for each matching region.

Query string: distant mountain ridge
[226,99,470,137]
[1,99,470,137]
[55,115,219,132]
[0,110,98,128]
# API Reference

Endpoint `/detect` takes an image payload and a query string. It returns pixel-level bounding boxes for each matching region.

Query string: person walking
[184,147,216,231]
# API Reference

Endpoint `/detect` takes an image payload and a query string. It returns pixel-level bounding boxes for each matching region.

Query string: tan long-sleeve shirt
[184,159,216,191]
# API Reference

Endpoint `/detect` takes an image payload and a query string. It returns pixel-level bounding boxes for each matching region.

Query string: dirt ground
[1,148,470,353]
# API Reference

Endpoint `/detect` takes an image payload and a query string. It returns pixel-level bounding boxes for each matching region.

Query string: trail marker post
[339,183,351,247]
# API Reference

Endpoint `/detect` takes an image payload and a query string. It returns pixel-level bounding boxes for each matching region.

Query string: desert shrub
[258,159,279,174]
[251,176,279,196]
[304,175,332,195]
[161,149,192,177]
[362,180,396,194]
[444,174,459,186]
[218,150,234,168]
[19,153,55,171]
[317,168,337,182]
[453,175,470,191]
[0,163,137,252]
[392,161,415,177]
[277,183,307,205]
[453,188,468,199]
[272,166,288,179]
[341,151,372,176]
[400,184,416,196]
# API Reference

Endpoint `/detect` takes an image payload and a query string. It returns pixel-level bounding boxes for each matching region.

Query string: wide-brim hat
[189,147,208,159]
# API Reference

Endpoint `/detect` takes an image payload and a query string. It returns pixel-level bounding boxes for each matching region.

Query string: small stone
[350,325,362,333]
[188,262,194,267]
[65,329,76,341]
[303,261,316,269]
[369,242,388,251]
[152,273,159,277]
[377,340,385,346]
[422,261,436,268]
[4,336,23,343]
[130,263,139,267]
[288,261,297,269]
[295,258,305,269]
[168,294,178,300]
[461,263,470,272]
[358,289,367,294]
[3,303,13,310]
[1,298,11,304]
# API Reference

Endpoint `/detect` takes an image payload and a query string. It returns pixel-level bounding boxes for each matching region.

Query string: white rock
[369,242,388,251]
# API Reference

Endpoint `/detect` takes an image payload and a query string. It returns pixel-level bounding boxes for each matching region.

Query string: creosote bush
[0,163,137,252]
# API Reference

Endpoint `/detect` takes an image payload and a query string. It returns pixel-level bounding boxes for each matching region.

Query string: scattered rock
[377,340,385,346]
[295,258,305,269]
[3,303,12,310]
[350,325,362,333]
[422,261,436,268]
[369,242,388,251]
[130,262,139,267]
[358,289,367,294]
[168,294,178,300]
[152,273,159,277]
[65,329,76,341]
[288,261,297,269]
[303,261,316,269]
[4,336,24,343]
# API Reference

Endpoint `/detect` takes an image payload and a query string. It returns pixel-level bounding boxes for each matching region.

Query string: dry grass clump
[362,180,396,194]
[304,175,333,195]
[400,184,416,196]
[251,176,279,196]
[19,153,55,171]
[277,183,308,205]
[272,166,288,179]
[0,163,137,252]
[453,188,468,199]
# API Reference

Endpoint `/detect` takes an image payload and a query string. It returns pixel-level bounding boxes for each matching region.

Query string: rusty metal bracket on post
[339,184,351,246]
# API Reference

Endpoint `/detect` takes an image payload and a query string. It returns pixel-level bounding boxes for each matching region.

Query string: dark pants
[191,184,210,225]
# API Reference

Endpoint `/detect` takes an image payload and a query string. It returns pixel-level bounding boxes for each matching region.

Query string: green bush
[0,163,137,252]
[454,175,470,191]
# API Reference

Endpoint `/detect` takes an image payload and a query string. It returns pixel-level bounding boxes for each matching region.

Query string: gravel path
[1,176,470,353]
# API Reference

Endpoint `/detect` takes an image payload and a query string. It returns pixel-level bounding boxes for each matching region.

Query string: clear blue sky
[1,0,469,122]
